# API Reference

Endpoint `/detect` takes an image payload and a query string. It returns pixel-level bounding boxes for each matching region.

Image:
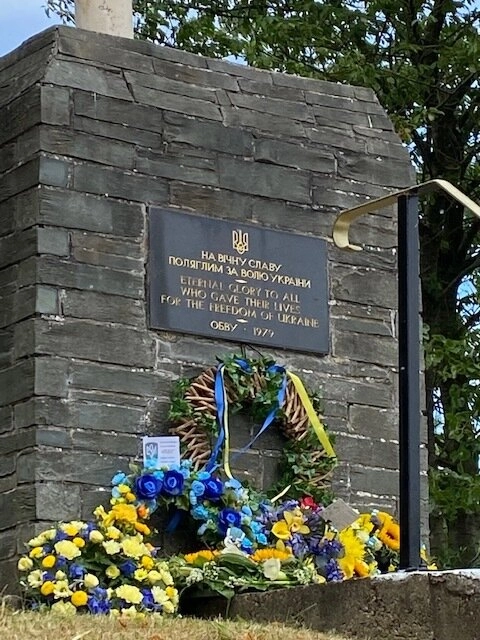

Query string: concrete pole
[75,0,134,39]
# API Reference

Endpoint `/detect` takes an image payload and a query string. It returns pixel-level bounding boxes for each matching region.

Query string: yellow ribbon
[287,371,337,460]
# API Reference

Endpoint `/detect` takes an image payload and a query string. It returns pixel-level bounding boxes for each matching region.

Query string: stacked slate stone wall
[0,26,424,590]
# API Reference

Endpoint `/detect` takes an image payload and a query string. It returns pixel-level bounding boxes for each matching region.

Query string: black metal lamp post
[333,180,480,570]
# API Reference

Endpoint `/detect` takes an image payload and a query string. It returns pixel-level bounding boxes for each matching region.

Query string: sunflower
[375,512,400,551]
[250,548,292,563]
[183,550,218,564]
[338,528,366,579]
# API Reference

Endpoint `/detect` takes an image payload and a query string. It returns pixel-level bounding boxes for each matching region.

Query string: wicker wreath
[168,357,334,496]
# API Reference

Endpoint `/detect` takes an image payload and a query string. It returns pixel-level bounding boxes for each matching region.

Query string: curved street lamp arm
[332,179,480,251]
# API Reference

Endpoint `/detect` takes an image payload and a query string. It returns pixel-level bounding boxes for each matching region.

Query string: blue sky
[0,1,61,57]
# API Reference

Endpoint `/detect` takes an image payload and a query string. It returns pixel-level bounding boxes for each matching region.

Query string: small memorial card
[319,498,360,531]
[142,436,180,469]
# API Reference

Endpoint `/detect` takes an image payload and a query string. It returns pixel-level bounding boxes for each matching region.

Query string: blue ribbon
[205,364,227,473]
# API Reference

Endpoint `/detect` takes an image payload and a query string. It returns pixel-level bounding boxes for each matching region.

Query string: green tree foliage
[47,0,480,565]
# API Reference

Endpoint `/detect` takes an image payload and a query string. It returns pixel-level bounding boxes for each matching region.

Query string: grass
[0,604,351,640]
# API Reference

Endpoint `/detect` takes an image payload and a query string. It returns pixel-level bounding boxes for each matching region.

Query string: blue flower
[119,560,137,577]
[191,505,210,521]
[162,470,184,496]
[241,538,254,553]
[69,564,86,579]
[218,508,241,534]
[135,474,163,500]
[325,558,343,582]
[88,596,110,614]
[197,471,211,481]
[111,486,122,499]
[202,477,224,501]
[141,588,155,610]
[191,481,206,497]
[241,505,253,517]
[56,555,67,568]
[255,533,268,545]
[54,531,68,543]
[111,472,127,486]
[225,478,242,490]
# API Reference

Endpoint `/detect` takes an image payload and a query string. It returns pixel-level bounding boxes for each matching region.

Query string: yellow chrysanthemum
[51,601,77,616]
[338,528,366,579]
[165,586,178,603]
[53,580,73,599]
[115,584,143,604]
[141,555,154,570]
[183,550,218,564]
[122,536,148,558]
[40,580,55,596]
[251,548,292,563]
[151,586,169,605]
[125,492,137,503]
[117,484,131,495]
[29,547,44,559]
[106,526,121,540]
[42,555,56,569]
[55,571,66,580]
[54,540,81,561]
[105,504,138,527]
[71,590,88,607]
[134,568,148,582]
[17,557,33,571]
[103,540,121,555]
[27,570,44,588]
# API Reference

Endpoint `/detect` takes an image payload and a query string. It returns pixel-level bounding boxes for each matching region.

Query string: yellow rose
[89,530,104,544]
[17,557,33,571]
[54,540,81,561]
[29,547,44,559]
[105,565,120,579]
[72,537,86,548]
[51,601,77,616]
[103,540,121,555]
[42,555,56,569]
[83,574,99,589]
[115,585,143,604]
[55,571,66,580]
[40,580,55,596]
[147,570,162,585]
[71,590,88,607]
[61,523,80,537]
[27,537,44,547]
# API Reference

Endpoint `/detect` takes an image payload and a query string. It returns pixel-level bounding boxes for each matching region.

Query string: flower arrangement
[17,505,179,617]
[110,462,267,552]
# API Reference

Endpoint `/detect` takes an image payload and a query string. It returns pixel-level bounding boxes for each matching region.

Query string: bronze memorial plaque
[148,208,329,354]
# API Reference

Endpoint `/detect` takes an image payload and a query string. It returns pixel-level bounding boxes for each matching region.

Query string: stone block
[41,85,71,126]
[0,360,35,406]
[169,183,253,220]
[164,112,253,156]
[37,227,70,257]
[61,289,144,326]
[33,450,129,486]
[0,406,12,435]
[254,138,335,173]
[72,429,139,457]
[34,255,144,299]
[124,69,218,103]
[40,127,136,170]
[36,482,81,521]
[73,91,164,133]
[228,92,314,123]
[74,115,163,149]
[0,86,41,147]
[135,149,218,186]
[218,156,311,203]
[36,286,60,315]
[222,106,307,139]
[39,188,144,237]
[153,58,240,92]
[0,228,37,270]
[44,59,133,101]
[36,427,72,448]
[333,332,397,367]
[350,465,398,496]
[28,318,155,368]
[0,159,39,203]
[131,84,222,121]
[337,151,413,188]
[73,163,168,204]
[331,267,397,309]
[35,357,70,398]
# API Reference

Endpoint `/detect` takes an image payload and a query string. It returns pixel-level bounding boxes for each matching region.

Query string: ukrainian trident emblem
[232,229,249,255]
